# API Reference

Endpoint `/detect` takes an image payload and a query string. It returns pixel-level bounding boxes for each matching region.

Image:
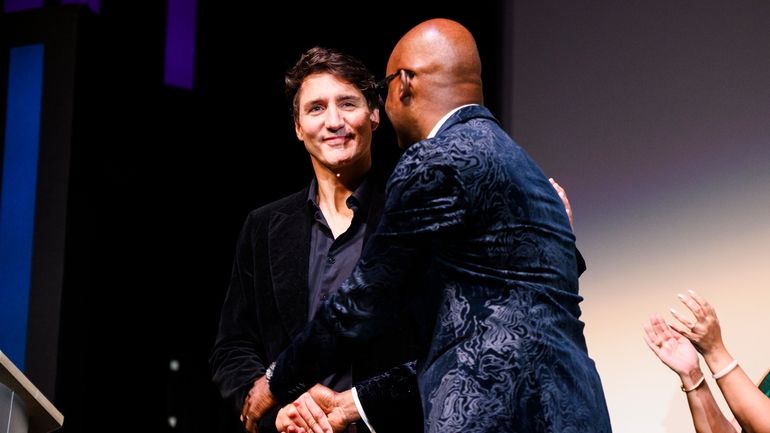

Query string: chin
[328,159,353,171]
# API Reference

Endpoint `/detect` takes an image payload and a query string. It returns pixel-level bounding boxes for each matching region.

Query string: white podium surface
[0,351,63,433]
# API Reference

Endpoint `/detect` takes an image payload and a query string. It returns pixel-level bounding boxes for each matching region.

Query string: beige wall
[505,1,770,431]
[580,179,770,432]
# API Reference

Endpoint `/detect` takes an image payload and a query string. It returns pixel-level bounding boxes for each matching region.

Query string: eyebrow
[302,93,363,109]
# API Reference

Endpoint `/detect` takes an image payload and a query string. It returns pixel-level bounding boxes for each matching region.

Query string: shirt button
[327,255,336,264]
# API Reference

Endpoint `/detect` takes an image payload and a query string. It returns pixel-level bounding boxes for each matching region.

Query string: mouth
[323,134,352,145]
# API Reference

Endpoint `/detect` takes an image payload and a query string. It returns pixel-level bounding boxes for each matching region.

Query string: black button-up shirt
[306,175,373,391]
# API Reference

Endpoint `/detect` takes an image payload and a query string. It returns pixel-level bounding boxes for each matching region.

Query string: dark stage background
[0,2,504,432]
[8,2,770,432]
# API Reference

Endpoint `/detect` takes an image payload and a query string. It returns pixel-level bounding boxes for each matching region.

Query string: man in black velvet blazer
[209,47,422,433]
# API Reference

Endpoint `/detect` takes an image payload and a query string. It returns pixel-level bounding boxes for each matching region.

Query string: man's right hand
[549,178,574,230]
[275,384,360,433]
[241,376,277,433]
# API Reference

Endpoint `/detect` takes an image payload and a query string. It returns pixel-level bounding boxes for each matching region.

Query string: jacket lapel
[268,196,311,337]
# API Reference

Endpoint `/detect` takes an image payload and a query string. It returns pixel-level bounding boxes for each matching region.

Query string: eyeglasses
[375,69,411,99]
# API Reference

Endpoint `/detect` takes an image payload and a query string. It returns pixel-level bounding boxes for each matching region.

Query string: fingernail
[669,307,678,315]
[688,289,696,295]
[677,293,686,300]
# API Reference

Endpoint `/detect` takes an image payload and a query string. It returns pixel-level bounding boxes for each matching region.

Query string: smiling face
[295,72,379,174]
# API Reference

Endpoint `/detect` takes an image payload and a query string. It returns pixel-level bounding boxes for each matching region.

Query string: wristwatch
[265,361,276,384]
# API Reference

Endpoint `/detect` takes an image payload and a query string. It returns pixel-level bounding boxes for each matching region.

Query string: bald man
[244,18,612,433]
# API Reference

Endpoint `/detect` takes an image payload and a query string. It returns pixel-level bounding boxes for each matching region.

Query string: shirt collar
[307,174,373,216]
[427,103,479,138]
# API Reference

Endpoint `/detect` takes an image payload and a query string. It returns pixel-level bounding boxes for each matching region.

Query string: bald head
[391,19,482,99]
[385,19,483,145]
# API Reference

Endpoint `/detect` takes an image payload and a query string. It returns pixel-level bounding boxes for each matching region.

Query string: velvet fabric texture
[271,105,612,433]
[209,171,423,433]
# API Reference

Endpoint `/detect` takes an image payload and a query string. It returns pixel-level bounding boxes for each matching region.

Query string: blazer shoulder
[245,188,309,221]
[238,188,309,239]
[436,105,498,135]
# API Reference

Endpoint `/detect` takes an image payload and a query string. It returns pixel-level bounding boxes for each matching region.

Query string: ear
[370,107,380,131]
[294,119,304,141]
[397,69,413,101]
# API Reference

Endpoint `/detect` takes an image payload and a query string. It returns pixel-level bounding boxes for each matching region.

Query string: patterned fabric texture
[272,105,612,433]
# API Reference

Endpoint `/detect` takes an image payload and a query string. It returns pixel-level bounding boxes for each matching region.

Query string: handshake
[242,381,360,433]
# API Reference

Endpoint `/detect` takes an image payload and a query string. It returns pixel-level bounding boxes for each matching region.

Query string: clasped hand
[241,380,356,433]
[275,385,358,433]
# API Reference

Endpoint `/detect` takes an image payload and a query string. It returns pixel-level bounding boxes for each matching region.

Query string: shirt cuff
[351,386,377,433]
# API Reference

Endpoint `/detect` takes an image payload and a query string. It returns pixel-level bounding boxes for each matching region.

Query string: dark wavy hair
[285,46,380,120]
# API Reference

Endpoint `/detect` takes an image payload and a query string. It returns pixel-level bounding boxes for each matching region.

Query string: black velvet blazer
[210,172,423,433]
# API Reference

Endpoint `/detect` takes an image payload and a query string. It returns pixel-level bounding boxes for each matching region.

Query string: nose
[324,106,344,130]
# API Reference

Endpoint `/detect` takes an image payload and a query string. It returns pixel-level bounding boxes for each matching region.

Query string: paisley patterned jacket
[271,105,612,433]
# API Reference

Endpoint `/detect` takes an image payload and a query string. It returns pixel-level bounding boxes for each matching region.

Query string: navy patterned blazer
[270,105,612,433]
[210,171,422,433]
